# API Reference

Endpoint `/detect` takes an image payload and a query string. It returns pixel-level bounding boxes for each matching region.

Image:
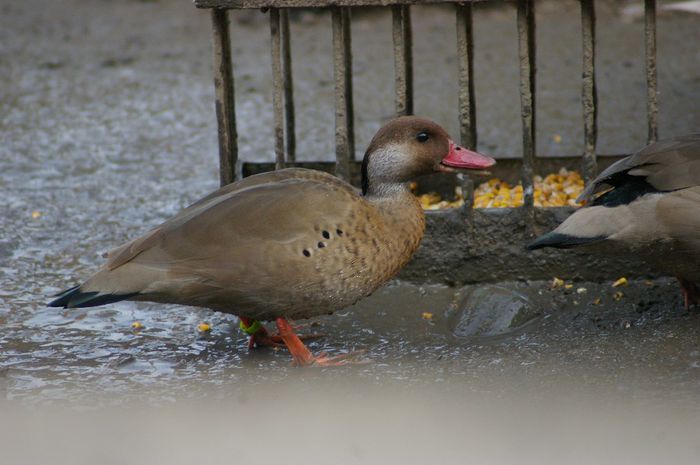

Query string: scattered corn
[197,322,212,332]
[416,168,585,209]
[131,321,143,330]
[613,291,624,301]
[576,287,587,294]
[31,211,42,219]
[551,277,565,289]
[593,298,602,305]
[421,312,434,321]
[612,277,629,287]
[418,192,442,209]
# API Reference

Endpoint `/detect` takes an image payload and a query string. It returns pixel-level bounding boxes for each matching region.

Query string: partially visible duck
[528,134,700,309]
[49,116,496,366]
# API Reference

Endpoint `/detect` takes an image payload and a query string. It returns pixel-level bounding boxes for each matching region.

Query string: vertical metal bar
[456,4,476,214]
[645,0,658,144]
[580,0,598,183]
[211,9,238,186]
[456,3,477,150]
[517,0,536,231]
[270,8,285,170]
[392,5,413,117]
[458,173,475,233]
[280,9,296,162]
[343,7,355,160]
[332,7,354,181]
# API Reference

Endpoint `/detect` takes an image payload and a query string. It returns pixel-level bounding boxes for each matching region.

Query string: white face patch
[364,143,417,197]
[367,143,409,183]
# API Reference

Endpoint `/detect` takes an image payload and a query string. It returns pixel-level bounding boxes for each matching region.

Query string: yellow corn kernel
[551,277,565,289]
[416,170,585,209]
[612,277,628,287]
[198,323,212,332]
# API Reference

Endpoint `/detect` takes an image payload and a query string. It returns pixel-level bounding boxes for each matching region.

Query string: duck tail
[47,285,137,308]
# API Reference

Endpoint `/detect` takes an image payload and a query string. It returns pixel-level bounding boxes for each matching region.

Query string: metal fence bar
[392,5,413,116]
[211,9,238,186]
[455,3,476,214]
[280,9,296,162]
[332,7,354,180]
[343,7,355,159]
[270,8,286,170]
[644,0,658,144]
[456,3,477,150]
[517,0,536,230]
[197,0,493,10]
[580,0,597,182]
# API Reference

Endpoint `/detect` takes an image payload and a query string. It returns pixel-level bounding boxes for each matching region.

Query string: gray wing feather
[578,134,700,202]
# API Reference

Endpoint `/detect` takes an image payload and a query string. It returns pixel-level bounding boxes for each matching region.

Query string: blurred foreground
[2,383,700,465]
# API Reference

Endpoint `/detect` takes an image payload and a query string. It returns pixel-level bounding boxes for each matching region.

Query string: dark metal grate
[197,0,660,231]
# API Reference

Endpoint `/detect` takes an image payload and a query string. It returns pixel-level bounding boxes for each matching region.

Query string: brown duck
[528,134,700,309]
[49,116,496,366]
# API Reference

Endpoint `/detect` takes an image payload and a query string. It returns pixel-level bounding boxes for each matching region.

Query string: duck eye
[416,132,429,143]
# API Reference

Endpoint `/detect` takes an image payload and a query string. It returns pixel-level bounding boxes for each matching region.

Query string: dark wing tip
[527,232,607,251]
[48,285,137,308]
[47,285,81,308]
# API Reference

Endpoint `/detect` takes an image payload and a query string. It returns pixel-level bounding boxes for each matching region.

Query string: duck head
[361,116,495,196]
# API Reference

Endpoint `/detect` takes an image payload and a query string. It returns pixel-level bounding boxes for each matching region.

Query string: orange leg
[239,316,322,350]
[678,278,700,311]
[239,316,280,349]
[275,317,365,367]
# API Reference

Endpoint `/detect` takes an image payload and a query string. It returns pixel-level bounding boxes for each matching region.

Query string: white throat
[364,143,412,198]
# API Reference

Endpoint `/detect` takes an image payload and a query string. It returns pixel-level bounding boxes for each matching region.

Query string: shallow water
[1,0,700,412]
[3,276,700,407]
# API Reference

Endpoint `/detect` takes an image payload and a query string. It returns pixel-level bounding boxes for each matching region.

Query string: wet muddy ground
[2,277,700,407]
[1,0,700,428]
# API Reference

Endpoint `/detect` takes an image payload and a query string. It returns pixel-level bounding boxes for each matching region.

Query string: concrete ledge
[400,206,654,284]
